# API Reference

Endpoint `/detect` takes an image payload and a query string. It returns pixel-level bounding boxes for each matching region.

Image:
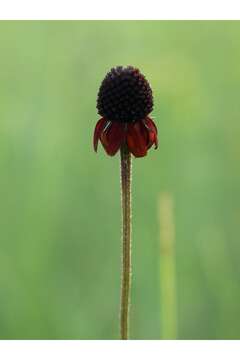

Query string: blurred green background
[0,21,240,340]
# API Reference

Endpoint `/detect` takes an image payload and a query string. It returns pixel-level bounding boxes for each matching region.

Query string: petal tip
[93,118,107,153]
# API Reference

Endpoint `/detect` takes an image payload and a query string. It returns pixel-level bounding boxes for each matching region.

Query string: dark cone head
[97,66,153,123]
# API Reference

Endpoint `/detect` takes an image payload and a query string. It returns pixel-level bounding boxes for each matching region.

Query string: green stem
[120,145,132,340]
[159,193,177,339]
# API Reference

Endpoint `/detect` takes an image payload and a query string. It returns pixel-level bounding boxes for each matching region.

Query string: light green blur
[0,21,240,339]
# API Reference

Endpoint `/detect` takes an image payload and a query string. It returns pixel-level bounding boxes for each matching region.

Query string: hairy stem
[120,145,132,340]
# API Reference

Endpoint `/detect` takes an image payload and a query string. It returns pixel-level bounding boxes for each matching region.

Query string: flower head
[94,66,158,157]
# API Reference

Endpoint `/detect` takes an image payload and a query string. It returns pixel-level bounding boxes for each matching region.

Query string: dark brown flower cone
[97,66,153,123]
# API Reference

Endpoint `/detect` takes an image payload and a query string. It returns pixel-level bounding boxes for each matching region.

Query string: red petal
[144,117,158,149]
[93,118,108,152]
[126,121,148,157]
[100,121,126,156]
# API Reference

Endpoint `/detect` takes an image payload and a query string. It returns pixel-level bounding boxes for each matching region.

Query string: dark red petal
[100,121,126,156]
[126,121,148,157]
[144,117,158,149]
[93,118,108,152]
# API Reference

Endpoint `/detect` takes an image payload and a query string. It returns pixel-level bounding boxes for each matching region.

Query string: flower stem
[120,144,132,340]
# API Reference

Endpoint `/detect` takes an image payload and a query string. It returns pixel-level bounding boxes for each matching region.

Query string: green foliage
[0,21,240,339]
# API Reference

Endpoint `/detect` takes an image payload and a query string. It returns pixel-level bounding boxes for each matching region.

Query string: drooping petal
[143,117,158,149]
[93,118,108,152]
[126,121,149,157]
[100,121,126,156]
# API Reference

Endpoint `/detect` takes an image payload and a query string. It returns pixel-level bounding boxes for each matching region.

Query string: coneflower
[93,66,158,339]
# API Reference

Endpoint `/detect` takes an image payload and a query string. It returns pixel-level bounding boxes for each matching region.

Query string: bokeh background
[0,21,240,340]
